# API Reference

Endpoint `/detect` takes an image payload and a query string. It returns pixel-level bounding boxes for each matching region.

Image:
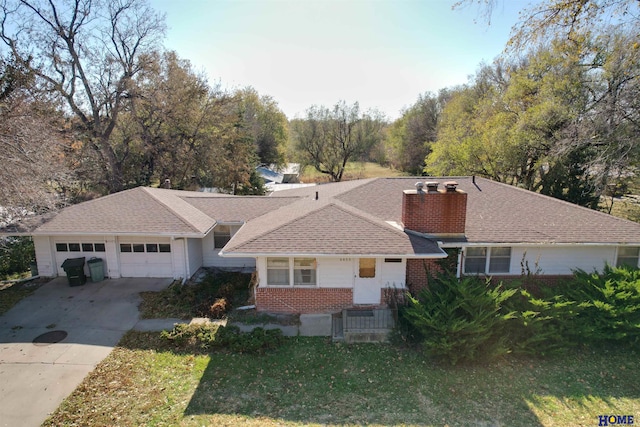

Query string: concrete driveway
[0,276,173,427]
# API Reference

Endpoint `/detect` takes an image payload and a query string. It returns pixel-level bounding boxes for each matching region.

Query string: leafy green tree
[385,91,448,174]
[236,87,289,167]
[456,0,639,51]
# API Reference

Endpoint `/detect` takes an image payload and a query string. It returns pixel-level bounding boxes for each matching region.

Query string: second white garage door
[119,238,173,278]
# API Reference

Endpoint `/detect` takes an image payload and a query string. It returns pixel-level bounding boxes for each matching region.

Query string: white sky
[149,0,534,120]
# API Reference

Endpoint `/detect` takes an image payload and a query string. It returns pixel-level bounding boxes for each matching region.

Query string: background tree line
[1,0,639,227]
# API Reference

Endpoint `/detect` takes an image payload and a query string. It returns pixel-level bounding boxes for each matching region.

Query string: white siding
[512,246,616,275]
[105,237,119,278]
[380,258,407,289]
[202,225,255,269]
[317,257,354,288]
[171,238,186,280]
[187,238,203,278]
[33,236,55,277]
[257,256,406,290]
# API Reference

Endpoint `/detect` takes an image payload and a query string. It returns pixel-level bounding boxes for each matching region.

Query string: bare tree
[293,101,384,182]
[0,56,73,223]
[0,0,165,193]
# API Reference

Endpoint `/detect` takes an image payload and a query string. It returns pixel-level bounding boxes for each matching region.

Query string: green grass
[0,279,43,316]
[44,332,640,426]
[300,161,407,183]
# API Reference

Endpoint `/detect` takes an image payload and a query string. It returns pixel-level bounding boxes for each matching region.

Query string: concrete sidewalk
[0,277,172,427]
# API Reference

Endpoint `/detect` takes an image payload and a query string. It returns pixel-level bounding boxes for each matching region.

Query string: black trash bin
[61,257,87,286]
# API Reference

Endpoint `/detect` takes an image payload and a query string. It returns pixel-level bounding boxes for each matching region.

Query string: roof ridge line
[330,200,413,239]
[141,187,213,234]
[224,199,334,251]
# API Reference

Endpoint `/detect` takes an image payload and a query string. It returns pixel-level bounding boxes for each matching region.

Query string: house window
[464,247,487,274]
[465,247,512,274]
[294,258,316,286]
[94,243,106,252]
[55,243,68,252]
[384,258,402,263]
[120,242,169,253]
[82,243,94,252]
[617,247,639,268]
[214,225,231,249]
[489,247,511,273]
[68,243,81,252]
[267,257,290,286]
[359,258,376,278]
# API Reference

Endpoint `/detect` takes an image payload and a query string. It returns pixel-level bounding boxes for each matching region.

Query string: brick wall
[401,189,467,234]
[405,259,442,294]
[256,287,353,314]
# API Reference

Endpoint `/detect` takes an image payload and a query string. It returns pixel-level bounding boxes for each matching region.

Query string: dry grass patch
[45,333,640,427]
[300,162,407,183]
[0,279,44,316]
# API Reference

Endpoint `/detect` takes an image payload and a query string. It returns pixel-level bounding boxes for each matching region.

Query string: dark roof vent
[415,182,424,192]
[425,181,439,192]
[444,181,458,192]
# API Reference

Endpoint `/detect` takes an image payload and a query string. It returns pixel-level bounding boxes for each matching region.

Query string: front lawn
[44,332,639,426]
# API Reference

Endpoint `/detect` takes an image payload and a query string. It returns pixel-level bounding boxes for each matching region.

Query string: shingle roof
[32,187,212,236]
[4,176,640,251]
[333,177,640,244]
[222,202,445,257]
[182,196,300,222]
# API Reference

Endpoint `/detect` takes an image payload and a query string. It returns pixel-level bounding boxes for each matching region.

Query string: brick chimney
[401,181,467,236]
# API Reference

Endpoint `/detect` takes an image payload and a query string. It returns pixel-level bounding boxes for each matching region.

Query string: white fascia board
[30,231,206,239]
[439,242,640,248]
[219,251,448,259]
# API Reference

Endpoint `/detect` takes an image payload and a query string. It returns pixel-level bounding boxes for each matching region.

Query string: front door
[353,258,381,304]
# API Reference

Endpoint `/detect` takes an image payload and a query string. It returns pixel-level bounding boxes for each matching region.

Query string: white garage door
[54,240,108,276]
[119,239,173,278]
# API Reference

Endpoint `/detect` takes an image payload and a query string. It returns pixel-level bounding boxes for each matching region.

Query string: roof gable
[34,187,211,236]
[223,203,444,256]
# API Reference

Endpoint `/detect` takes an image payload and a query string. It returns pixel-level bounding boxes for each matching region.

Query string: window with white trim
[267,257,290,286]
[489,247,511,273]
[617,247,639,268]
[214,225,231,249]
[294,258,317,286]
[464,247,511,274]
[266,257,318,286]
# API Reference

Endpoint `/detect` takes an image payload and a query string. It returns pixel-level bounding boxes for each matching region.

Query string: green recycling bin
[61,257,86,286]
[87,257,105,282]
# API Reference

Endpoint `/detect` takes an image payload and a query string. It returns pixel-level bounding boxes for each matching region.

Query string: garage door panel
[54,240,109,277]
[119,239,173,278]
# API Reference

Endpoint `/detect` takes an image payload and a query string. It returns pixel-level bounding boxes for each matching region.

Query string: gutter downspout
[456,249,463,278]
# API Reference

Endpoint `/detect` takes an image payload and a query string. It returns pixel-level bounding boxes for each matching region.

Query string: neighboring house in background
[257,163,301,185]
[3,177,640,314]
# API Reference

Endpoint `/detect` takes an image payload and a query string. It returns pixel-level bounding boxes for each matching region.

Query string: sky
[149,0,536,120]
